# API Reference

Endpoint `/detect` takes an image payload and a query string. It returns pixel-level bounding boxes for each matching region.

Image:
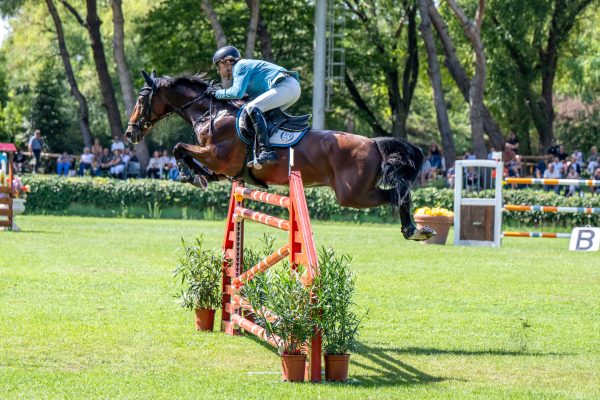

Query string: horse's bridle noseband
[127,78,214,134]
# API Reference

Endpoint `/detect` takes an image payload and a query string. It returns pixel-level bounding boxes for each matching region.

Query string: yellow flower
[414,207,453,217]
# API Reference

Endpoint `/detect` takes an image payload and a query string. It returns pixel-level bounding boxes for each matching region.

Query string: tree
[426,1,505,151]
[343,0,419,138]
[487,0,594,153]
[245,0,259,58]
[60,0,124,138]
[111,0,149,173]
[31,64,73,153]
[446,0,487,159]
[46,0,93,148]
[417,0,455,165]
[200,0,227,48]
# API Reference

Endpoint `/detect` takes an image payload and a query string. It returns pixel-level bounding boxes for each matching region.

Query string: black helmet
[212,46,241,64]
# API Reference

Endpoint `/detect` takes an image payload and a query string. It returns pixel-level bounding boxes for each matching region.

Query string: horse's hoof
[402,225,437,241]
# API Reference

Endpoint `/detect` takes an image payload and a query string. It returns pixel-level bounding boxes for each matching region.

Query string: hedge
[21,176,600,226]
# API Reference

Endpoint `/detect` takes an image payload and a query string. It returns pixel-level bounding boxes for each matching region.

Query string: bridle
[127,78,214,134]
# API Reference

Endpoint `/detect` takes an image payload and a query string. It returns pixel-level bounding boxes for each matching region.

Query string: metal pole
[312,0,326,129]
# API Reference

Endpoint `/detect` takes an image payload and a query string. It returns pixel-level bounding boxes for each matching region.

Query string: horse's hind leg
[397,192,437,241]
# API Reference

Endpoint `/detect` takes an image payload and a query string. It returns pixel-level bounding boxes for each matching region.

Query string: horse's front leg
[173,143,220,188]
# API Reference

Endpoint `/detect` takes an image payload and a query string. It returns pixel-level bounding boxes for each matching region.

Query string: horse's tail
[373,136,424,214]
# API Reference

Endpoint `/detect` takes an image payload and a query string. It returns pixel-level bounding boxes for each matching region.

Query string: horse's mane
[158,72,245,108]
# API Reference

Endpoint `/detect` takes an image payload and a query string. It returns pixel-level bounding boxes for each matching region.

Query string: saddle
[236,105,311,148]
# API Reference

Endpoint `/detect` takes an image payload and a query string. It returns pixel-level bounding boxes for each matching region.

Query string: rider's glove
[205,85,219,97]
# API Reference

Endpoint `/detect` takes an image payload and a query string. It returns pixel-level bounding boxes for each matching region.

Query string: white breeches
[246,77,301,114]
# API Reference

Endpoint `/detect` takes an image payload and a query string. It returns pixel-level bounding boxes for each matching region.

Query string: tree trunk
[245,0,259,58]
[200,0,227,48]
[417,0,455,166]
[46,0,93,148]
[256,16,274,62]
[61,0,124,138]
[447,0,487,159]
[427,0,505,151]
[111,0,149,174]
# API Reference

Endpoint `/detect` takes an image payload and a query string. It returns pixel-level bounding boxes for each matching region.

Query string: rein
[127,80,214,133]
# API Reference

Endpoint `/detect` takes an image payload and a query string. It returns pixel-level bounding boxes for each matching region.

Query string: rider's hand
[205,86,219,97]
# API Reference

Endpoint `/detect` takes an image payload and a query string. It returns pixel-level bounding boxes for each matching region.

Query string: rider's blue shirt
[214,59,295,100]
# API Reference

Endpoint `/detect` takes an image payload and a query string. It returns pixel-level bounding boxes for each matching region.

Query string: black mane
[159,72,212,88]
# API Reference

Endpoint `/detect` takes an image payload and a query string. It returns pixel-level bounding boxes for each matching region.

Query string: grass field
[1,216,599,399]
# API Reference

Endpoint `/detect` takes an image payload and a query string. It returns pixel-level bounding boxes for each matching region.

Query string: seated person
[146,151,162,179]
[78,147,94,176]
[160,150,172,179]
[564,165,580,197]
[56,152,73,177]
[108,149,126,179]
[594,168,600,195]
[168,154,179,180]
[427,142,443,170]
[542,162,560,193]
[97,148,113,176]
[13,150,26,174]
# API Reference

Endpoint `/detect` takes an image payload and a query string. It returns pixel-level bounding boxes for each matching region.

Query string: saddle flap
[235,105,311,148]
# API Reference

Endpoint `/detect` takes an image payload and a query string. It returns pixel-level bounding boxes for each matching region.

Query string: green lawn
[1,216,599,399]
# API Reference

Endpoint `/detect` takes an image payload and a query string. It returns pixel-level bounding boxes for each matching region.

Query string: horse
[125,70,434,241]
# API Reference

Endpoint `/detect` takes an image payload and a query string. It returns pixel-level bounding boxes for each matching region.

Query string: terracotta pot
[194,308,215,331]
[413,214,453,245]
[281,354,307,382]
[324,354,350,382]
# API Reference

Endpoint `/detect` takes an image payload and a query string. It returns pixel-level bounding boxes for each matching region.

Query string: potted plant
[0,175,29,231]
[314,247,364,382]
[413,207,454,245]
[243,265,315,382]
[173,236,222,331]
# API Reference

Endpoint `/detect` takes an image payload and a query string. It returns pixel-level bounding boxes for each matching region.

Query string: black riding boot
[247,108,278,169]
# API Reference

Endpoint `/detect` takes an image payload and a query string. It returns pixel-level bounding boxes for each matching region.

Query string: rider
[208,45,301,168]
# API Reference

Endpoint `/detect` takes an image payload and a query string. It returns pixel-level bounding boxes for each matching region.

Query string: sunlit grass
[1,216,599,399]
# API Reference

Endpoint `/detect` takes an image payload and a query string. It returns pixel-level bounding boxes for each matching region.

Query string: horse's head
[125,70,170,144]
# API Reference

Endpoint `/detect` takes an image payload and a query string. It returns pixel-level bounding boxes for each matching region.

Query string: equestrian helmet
[212,46,241,64]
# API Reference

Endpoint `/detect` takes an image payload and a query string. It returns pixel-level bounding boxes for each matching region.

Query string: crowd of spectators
[12,134,180,181]
[420,137,600,196]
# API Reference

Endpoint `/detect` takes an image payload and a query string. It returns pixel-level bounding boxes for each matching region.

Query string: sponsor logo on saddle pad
[235,105,310,148]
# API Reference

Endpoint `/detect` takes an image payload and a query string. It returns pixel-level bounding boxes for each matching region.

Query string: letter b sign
[569,228,600,252]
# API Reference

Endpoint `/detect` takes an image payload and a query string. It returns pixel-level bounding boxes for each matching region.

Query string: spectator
[122,148,132,166]
[97,148,112,176]
[547,138,559,157]
[505,131,520,154]
[534,155,550,178]
[108,149,126,179]
[147,151,162,179]
[551,156,563,176]
[593,168,600,196]
[110,135,125,153]
[464,151,476,160]
[572,148,584,168]
[28,129,44,173]
[78,147,94,176]
[91,138,103,161]
[564,165,580,197]
[587,146,598,175]
[168,154,179,180]
[543,162,560,193]
[557,144,568,161]
[13,149,26,174]
[427,142,443,170]
[445,165,455,188]
[160,150,172,179]
[56,152,73,177]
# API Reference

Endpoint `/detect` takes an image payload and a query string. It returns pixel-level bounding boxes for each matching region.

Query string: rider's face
[216,60,231,79]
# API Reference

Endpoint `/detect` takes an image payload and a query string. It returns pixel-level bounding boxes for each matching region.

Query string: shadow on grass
[370,345,573,357]
[350,342,446,387]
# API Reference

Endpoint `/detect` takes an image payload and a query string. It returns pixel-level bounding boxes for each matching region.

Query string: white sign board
[569,227,600,252]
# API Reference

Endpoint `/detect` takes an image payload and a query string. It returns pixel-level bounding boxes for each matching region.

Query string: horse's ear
[151,70,157,79]
[141,70,154,87]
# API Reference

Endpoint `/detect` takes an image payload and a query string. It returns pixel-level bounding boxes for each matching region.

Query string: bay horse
[125,71,434,241]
